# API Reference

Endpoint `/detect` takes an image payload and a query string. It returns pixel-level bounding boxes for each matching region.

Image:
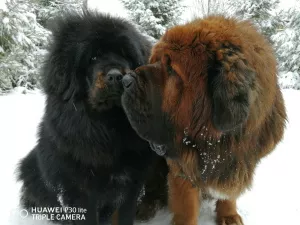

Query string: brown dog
[121,16,287,225]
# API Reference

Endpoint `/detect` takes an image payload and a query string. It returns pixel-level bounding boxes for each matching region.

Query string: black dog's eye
[91,56,97,61]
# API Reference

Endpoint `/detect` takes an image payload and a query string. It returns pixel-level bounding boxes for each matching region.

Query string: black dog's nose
[106,69,123,85]
[122,74,134,88]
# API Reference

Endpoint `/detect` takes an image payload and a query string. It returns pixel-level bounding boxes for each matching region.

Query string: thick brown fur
[121,16,287,225]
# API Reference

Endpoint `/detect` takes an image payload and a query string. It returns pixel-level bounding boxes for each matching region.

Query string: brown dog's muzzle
[122,71,136,89]
[122,62,162,91]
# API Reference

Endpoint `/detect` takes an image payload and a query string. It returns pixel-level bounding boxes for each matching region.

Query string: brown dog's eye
[167,65,177,76]
[163,54,177,76]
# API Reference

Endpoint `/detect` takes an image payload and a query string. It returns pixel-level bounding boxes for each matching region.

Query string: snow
[278,0,298,10]
[0,0,7,11]
[1,89,299,225]
[279,72,300,90]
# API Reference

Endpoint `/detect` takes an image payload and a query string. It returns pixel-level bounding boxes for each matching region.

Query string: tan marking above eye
[95,72,106,89]
[90,72,106,104]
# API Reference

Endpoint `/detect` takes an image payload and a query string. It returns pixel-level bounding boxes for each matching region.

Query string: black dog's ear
[43,41,86,101]
[138,36,153,64]
[62,42,87,100]
[208,46,256,132]
[121,34,152,68]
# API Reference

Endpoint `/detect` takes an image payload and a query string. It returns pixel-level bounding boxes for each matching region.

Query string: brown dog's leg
[168,172,200,225]
[216,199,244,225]
[111,210,118,225]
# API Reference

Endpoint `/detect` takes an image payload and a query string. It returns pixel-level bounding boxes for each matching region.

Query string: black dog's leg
[117,182,143,225]
[74,197,98,225]
[63,190,98,225]
[98,204,115,225]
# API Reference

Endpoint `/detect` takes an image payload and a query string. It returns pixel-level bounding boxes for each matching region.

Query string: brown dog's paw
[217,214,244,225]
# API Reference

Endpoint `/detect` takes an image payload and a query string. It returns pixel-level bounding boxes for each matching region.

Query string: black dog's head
[86,52,130,110]
[43,11,151,112]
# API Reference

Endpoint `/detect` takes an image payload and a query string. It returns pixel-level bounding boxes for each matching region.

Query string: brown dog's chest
[175,135,258,198]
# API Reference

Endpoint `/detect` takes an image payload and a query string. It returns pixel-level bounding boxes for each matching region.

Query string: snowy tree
[0,0,50,93]
[122,0,185,39]
[0,0,85,93]
[36,0,84,28]
[272,8,300,90]
[228,0,300,89]
[229,0,279,39]
[190,0,231,18]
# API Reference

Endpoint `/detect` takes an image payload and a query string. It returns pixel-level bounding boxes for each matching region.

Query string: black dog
[17,12,167,225]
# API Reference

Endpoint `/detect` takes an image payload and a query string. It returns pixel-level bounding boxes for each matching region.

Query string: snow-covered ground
[1,88,300,225]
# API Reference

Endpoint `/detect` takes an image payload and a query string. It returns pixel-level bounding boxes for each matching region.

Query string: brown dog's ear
[208,47,256,132]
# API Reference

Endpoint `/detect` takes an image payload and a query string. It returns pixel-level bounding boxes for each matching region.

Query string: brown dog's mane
[150,16,286,197]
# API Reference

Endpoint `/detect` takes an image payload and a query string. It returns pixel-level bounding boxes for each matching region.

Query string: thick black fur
[17,12,167,225]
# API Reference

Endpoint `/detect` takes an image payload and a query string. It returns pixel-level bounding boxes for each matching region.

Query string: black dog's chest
[82,167,132,189]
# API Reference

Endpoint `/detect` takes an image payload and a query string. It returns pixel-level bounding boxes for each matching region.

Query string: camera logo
[19,209,29,218]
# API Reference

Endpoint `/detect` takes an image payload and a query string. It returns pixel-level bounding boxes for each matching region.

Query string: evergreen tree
[0,0,50,93]
[122,0,184,39]
[272,8,300,90]
[0,0,84,93]
[37,0,84,28]
[230,0,279,39]
[190,0,231,18]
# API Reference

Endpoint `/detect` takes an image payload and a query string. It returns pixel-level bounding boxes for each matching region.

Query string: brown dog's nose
[122,74,134,88]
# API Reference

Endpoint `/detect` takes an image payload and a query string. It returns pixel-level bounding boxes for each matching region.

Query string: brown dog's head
[121,16,277,157]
